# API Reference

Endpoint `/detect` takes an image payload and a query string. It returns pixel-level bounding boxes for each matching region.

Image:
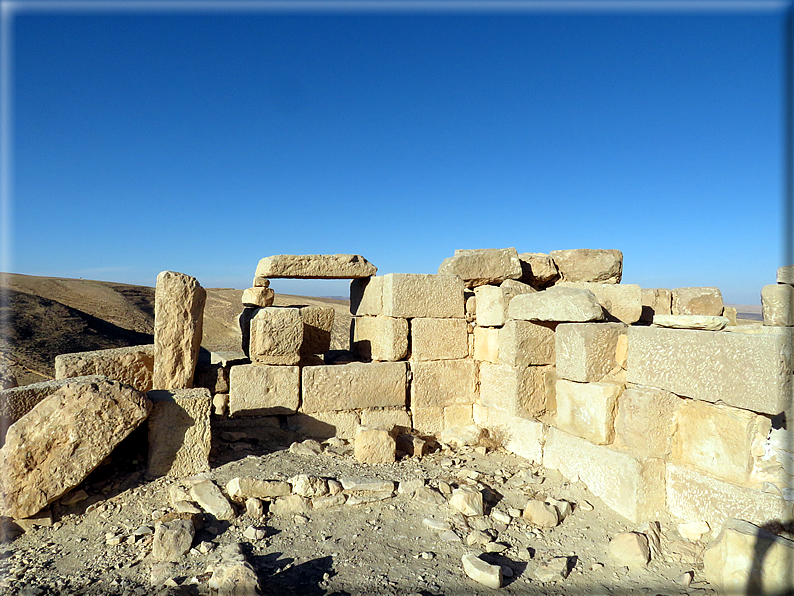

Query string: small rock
[466,530,491,546]
[346,491,392,506]
[312,494,346,509]
[522,500,559,528]
[289,474,328,498]
[486,542,509,553]
[294,514,309,524]
[152,519,195,562]
[340,477,395,492]
[546,498,572,521]
[609,532,651,568]
[449,486,484,517]
[678,571,694,587]
[590,562,604,571]
[678,520,710,542]
[438,481,452,495]
[579,500,594,511]
[354,426,396,464]
[189,480,234,520]
[413,486,446,506]
[269,495,311,516]
[420,551,435,560]
[423,518,451,532]
[327,479,343,495]
[174,500,202,515]
[534,556,570,582]
[289,440,322,456]
[515,547,532,561]
[398,478,425,495]
[462,553,503,588]
[242,525,267,541]
[198,541,216,554]
[491,509,511,525]
[245,498,263,518]
[439,530,461,542]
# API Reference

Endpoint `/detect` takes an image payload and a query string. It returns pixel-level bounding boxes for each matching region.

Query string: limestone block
[498,320,556,366]
[147,388,212,478]
[411,406,445,435]
[762,284,794,326]
[255,254,377,279]
[558,282,642,324]
[474,281,535,327]
[508,286,604,323]
[450,486,484,516]
[473,326,500,363]
[704,518,794,596]
[226,477,291,500]
[750,427,794,497]
[301,362,407,413]
[479,363,554,419]
[518,252,559,288]
[777,265,794,285]
[462,553,503,589]
[672,400,771,485]
[640,288,672,323]
[609,532,650,568]
[672,287,724,316]
[472,403,546,463]
[410,359,477,408]
[288,410,360,440]
[228,364,300,416]
[550,249,623,284]
[354,426,396,464]
[153,271,206,390]
[437,247,522,288]
[666,463,791,530]
[723,306,738,325]
[653,315,728,330]
[444,404,473,427]
[626,326,793,415]
[189,480,234,520]
[360,407,411,431]
[241,287,274,308]
[350,276,383,316]
[253,276,270,288]
[249,307,303,366]
[381,273,465,319]
[410,318,468,361]
[0,376,152,519]
[298,305,335,355]
[1,378,85,443]
[555,380,622,445]
[351,316,408,361]
[614,386,682,458]
[555,322,625,383]
[55,344,154,392]
[543,427,665,523]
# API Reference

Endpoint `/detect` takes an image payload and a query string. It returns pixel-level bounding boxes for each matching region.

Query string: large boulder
[0,376,152,519]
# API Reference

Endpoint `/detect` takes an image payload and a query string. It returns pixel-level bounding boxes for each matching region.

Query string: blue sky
[4,1,788,303]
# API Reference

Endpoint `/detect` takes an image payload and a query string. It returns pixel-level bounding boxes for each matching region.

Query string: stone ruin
[1,247,793,593]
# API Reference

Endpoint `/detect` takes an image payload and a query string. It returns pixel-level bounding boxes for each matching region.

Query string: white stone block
[301,362,407,413]
[556,322,626,382]
[499,320,555,366]
[472,403,545,463]
[249,307,303,366]
[438,248,522,288]
[410,359,477,408]
[558,282,642,324]
[614,386,682,458]
[228,364,300,416]
[479,363,553,419]
[350,276,383,316]
[351,316,408,361]
[762,283,794,326]
[508,286,604,323]
[555,380,622,445]
[473,326,499,363]
[550,249,623,284]
[410,318,468,361]
[255,254,376,279]
[382,273,465,318]
[672,287,723,316]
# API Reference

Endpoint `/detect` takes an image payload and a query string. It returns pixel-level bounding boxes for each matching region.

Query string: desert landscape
[0,249,789,596]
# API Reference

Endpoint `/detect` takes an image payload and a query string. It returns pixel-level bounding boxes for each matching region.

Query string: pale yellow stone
[410,359,477,408]
[653,315,728,330]
[249,307,303,365]
[640,288,672,323]
[381,273,465,318]
[615,334,628,368]
[255,254,376,279]
[518,252,559,288]
[672,287,723,316]
[228,364,300,416]
[226,477,291,500]
[508,287,605,322]
[472,403,546,463]
[550,249,623,284]
[555,322,625,382]
[444,404,473,428]
[473,326,499,363]
[55,345,154,393]
[499,320,555,366]
[479,363,553,419]
[354,426,396,464]
[350,276,383,316]
[558,282,642,324]
[252,276,270,288]
[437,247,522,288]
[762,283,794,326]
[241,287,274,308]
[360,407,411,431]
[153,271,206,390]
[555,380,622,445]
[297,305,335,355]
[410,318,468,361]
[147,388,211,478]
[411,406,445,435]
[474,281,535,327]
[352,316,408,361]
[301,362,408,413]
[672,400,771,485]
[288,410,360,440]
[614,386,682,458]
[723,306,738,326]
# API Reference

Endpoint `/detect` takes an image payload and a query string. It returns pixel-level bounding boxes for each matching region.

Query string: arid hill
[0,273,351,386]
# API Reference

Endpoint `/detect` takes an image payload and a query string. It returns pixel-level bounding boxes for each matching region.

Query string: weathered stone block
[653,314,728,330]
[498,320,555,366]
[777,265,794,285]
[153,271,206,390]
[543,427,665,523]
[437,248,522,288]
[298,305,334,355]
[1,378,83,443]
[147,388,212,478]
[473,326,499,363]
[472,403,546,462]
[288,410,360,439]
[518,252,559,288]
[249,307,303,365]
[474,281,535,327]
[0,376,152,519]
[228,364,300,416]
[410,359,477,408]
[762,283,794,326]
[350,276,383,316]
[666,462,791,529]
[556,322,626,382]
[410,318,468,361]
[55,344,154,393]
[555,380,622,445]
[255,254,377,279]
[704,518,794,596]
[673,400,771,485]
[411,406,444,435]
[360,407,411,431]
[550,249,623,284]
[558,282,642,324]
[351,315,408,361]
[444,404,473,427]
[354,426,396,464]
[640,288,672,323]
[672,287,723,316]
[508,286,604,322]
[381,274,465,319]
[241,287,274,308]
[479,363,553,419]
[627,326,793,415]
[301,362,407,413]
[614,386,682,458]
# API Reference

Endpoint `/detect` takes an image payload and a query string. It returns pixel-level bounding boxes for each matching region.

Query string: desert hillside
[0,273,351,386]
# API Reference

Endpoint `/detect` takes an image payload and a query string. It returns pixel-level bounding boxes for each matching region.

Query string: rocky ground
[0,429,714,596]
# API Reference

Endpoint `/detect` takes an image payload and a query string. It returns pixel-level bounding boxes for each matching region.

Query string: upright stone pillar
[153,271,206,390]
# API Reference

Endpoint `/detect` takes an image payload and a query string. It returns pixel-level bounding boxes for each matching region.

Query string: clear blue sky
[4,1,788,303]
